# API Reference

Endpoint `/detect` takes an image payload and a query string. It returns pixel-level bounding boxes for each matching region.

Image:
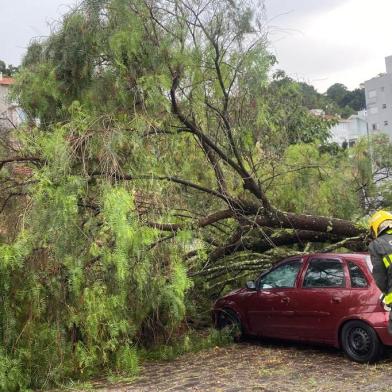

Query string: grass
[52,328,233,391]
[139,328,233,362]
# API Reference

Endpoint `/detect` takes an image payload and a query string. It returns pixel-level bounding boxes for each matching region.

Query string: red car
[213,253,392,363]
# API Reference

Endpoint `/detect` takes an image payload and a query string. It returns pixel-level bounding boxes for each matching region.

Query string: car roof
[275,252,372,274]
[280,252,369,266]
[306,252,369,260]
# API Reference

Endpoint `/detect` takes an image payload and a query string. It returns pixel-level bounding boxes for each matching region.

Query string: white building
[310,109,325,117]
[329,110,368,147]
[0,74,23,130]
[364,56,392,138]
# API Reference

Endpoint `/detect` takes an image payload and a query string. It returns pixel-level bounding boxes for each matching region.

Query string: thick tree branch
[0,157,42,170]
[320,236,367,253]
[91,171,229,201]
[199,139,228,195]
[208,229,344,263]
[170,72,272,210]
[255,211,365,238]
[191,257,274,278]
[145,209,233,232]
[0,192,27,213]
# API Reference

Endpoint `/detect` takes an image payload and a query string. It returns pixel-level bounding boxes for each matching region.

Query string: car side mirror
[246,281,256,290]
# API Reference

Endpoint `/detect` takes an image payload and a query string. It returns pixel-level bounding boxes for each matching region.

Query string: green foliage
[326,83,366,117]
[0,349,30,392]
[0,231,30,270]
[256,72,334,149]
[0,131,194,386]
[267,143,361,219]
[0,182,193,388]
[326,83,349,106]
[12,64,63,125]
[0,60,18,77]
[356,134,392,211]
[21,41,43,68]
[268,77,365,120]
[140,329,233,361]
[115,346,139,374]
[160,259,192,325]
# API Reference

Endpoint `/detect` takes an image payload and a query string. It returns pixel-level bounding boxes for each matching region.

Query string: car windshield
[258,261,302,289]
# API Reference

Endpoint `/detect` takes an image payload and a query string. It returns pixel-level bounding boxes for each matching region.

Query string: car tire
[217,308,243,341]
[341,320,383,363]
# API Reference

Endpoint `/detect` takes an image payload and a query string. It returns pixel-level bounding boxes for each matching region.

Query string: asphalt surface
[93,340,392,392]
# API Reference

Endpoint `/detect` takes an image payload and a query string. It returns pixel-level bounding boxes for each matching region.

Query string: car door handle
[281,297,290,304]
[332,297,342,304]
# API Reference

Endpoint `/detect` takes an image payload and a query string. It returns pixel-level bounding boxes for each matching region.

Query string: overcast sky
[1,0,392,92]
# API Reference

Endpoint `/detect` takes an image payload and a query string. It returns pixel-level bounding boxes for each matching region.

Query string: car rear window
[348,261,368,288]
[303,259,345,288]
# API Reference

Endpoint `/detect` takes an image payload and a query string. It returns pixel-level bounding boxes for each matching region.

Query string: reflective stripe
[383,253,392,268]
[384,292,392,305]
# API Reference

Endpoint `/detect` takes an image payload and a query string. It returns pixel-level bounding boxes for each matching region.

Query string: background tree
[0,60,18,76]
[344,88,367,111]
[260,71,334,146]
[326,83,366,118]
[267,79,366,119]
[326,83,349,105]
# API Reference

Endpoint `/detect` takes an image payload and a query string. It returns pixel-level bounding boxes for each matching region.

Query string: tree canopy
[325,83,366,117]
[0,60,18,77]
[263,77,366,120]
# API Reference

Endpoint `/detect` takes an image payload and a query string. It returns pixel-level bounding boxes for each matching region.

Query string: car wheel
[341,320,383,363]
[217,309,243,341]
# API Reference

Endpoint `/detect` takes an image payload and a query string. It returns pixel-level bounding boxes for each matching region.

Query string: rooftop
[0,76,15,86]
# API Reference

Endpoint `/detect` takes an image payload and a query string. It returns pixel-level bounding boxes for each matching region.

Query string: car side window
[303,259,345,288]
[348,261,368,288]
[258,261,302,289]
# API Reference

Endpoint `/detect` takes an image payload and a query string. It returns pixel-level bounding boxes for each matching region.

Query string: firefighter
[368,210,392,333]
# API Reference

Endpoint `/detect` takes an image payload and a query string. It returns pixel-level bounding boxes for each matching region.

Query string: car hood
[220,288,246,299]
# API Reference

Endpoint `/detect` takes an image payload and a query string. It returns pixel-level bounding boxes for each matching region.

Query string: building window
[372,123,378,130]
[385,121,389,126]
[369,90,377,98]
[383,104,387,109]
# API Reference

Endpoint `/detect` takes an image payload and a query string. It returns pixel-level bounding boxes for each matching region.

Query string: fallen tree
[0,0,373,388]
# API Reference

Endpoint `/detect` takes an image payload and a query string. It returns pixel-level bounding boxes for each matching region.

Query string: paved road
[96,340,392,392]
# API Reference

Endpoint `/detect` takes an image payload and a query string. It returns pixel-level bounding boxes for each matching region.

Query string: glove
[380,293,392,311]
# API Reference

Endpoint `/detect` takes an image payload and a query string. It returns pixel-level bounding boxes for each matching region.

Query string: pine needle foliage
[0,120,193,387]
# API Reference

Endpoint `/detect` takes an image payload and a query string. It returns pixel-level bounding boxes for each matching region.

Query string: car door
[246,259,303,338]
[292,256,351,343]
